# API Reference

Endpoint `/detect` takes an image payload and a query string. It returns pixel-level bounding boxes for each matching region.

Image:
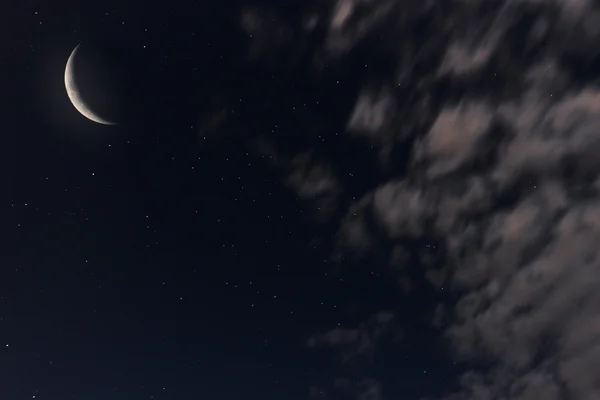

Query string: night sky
[5,1,600,400]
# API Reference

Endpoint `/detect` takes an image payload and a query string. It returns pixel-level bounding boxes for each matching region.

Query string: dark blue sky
[8,0,600,399]
[4,1,460,399]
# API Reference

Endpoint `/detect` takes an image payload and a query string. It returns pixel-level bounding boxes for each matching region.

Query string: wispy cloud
[308,311,396,364]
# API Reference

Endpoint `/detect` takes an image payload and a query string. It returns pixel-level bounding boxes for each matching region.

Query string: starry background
[5,1,453,399]
[5,0,600,400]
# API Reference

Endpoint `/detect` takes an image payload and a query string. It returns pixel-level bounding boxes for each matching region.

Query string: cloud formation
[330,1,600,398]
[239,0,600,398]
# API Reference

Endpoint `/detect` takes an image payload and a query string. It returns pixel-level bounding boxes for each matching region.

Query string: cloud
[347,88,395,138]
[324,0,397,56]
[346,88,401,162]
[438,41,497,76]
[411,101,494,180]
[238,0,600,398]
[287,153,341,200]
[285,153,342,219]
[307,311,392,400]
[254,138,343,219]
[325,0,600,398]
[308,311,396,364]
[339,86,600,399]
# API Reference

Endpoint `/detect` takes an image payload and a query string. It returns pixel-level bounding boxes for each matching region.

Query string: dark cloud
[287,153,342,206]
[238,0,600,398]
[255,138,343,219]
[308,311,396,364]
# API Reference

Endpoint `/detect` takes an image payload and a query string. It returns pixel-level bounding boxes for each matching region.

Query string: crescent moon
[64,44,117,125]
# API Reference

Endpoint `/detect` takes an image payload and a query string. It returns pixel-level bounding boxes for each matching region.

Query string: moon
[64,44,117,125]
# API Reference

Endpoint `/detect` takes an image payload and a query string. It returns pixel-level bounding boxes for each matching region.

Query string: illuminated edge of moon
[64,44,117,126]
